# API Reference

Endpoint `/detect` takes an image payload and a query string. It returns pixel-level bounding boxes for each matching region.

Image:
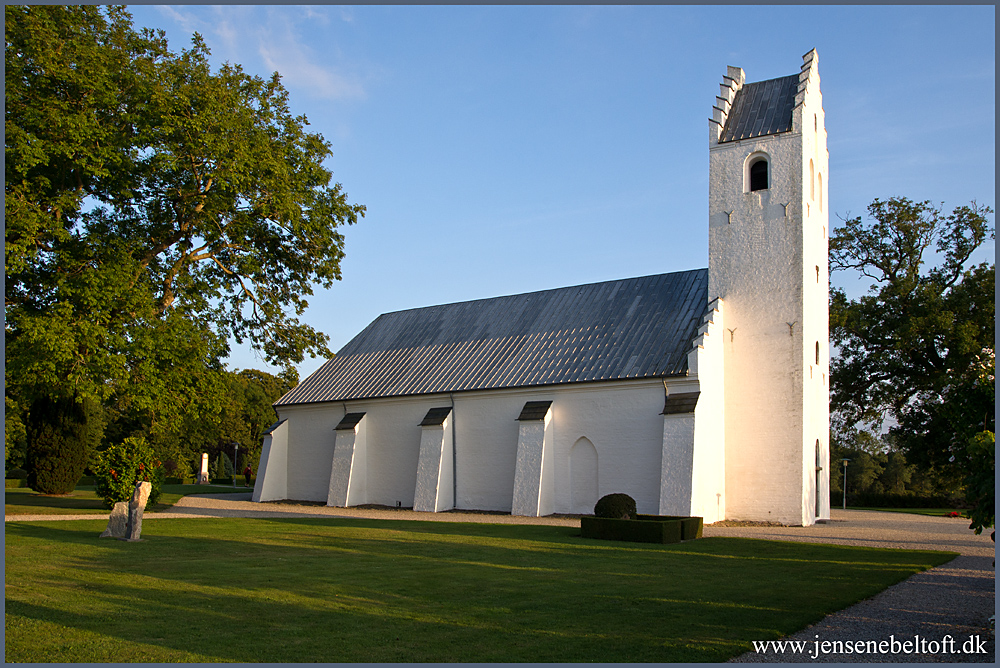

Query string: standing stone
[124,481,152,541]
[99,501,130,538]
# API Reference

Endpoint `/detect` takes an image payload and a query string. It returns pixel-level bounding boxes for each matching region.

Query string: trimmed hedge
[638,514,704,540]
[164,477,195,485]
[581,515,703,544]
[5,479,29,489]
[594,493,637,519]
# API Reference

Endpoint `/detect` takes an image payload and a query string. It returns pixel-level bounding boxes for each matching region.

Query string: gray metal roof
[720,74,799,143]
[276,268,709,406]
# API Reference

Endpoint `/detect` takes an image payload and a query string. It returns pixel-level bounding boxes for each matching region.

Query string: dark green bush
[594,493,637,519]
[6,467,28,480]
[25,394,101,494]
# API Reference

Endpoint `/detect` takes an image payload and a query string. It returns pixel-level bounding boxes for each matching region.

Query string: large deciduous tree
[829,197,994,528]
[5,6,363,479]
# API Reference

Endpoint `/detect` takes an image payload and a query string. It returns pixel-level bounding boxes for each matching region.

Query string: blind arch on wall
[570,437,598,514]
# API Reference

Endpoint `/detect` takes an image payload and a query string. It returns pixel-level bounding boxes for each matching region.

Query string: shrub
[213,452,233,481]
[25,394,101,494]
[6,467,28,480]
[93,437,164,510]
[846,491,958,508]
[594,493,637,520]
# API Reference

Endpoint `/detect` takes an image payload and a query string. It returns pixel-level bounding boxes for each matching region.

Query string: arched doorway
[570,437,598,514]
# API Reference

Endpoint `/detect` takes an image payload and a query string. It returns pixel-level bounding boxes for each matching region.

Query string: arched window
[816,341,820,365]
[749,159,768,191]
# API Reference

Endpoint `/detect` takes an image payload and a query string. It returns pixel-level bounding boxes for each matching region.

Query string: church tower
[708,50,830,526]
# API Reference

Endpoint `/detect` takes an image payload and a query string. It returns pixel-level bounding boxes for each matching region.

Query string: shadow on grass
[3,488,108,513]
[5,519,957,663]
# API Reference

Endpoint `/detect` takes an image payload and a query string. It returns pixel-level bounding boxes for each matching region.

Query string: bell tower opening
[749,158,768,191]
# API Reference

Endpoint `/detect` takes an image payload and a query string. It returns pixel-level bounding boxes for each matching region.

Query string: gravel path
[7,498,994,662]
[707,511,995,663]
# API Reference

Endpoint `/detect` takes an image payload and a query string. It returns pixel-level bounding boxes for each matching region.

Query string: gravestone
[99,501,129,538]
[197,452,209,484]
[124,481,152,541]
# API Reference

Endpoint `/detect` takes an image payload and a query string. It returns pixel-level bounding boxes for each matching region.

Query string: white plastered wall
[707,50,829,526]
[658,300,726,523]
[272,377,686,515]
[252,420,288,502]
[511,410,556,517]
[413,413,455,512]
[688,300,727,523]
[328,416,368,507]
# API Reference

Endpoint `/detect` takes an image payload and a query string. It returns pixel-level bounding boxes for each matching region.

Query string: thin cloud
[147,6,368,101]
[258,42,367,101]
[253,8,367,100]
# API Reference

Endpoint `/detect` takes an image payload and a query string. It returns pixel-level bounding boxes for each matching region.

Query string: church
[253,50,831,527]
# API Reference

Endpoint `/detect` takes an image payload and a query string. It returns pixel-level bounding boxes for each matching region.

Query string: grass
[4,484,252,516]
[4,517,956,663]
[847,506,965,518]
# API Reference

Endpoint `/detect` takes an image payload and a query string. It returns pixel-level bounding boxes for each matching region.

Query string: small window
[815,265,820,283]
[749,159,768,191]
[815,341,820,365]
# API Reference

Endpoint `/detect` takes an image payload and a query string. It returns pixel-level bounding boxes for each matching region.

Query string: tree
[6,6,363,468]
[830,197,994,492]
[25,394,103,494]
[964,430,995,534]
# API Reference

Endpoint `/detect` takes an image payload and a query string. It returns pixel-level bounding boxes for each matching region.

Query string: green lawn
[4,484,252,516]
[4,517,955,663]
[847,506,966,518]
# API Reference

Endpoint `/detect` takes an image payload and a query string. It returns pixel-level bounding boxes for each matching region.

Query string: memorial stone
[198,452,209,484]
[99,501,129,538]
[124,481,152,541]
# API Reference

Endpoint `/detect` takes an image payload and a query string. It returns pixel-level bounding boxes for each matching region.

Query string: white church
[253,50,831,527]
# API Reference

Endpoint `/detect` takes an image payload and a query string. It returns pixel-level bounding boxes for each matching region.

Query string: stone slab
[124,481,151,541]
[99,501,129,538]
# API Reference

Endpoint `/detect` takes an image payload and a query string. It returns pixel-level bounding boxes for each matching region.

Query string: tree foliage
[5,6,361,472]
[829,197,994,500]
[964,430,995,534]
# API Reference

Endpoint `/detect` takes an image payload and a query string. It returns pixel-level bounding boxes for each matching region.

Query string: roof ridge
[372,266,709,318]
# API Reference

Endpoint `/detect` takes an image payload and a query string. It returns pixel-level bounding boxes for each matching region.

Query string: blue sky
[126,4,996,380]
